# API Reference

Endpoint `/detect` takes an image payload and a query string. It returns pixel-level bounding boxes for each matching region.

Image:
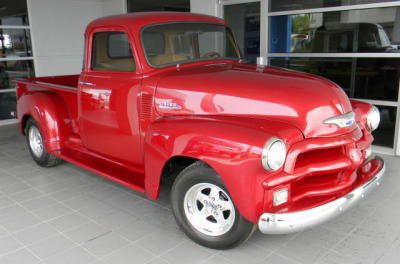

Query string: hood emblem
[157,100,182,110]
[323,111,355,128]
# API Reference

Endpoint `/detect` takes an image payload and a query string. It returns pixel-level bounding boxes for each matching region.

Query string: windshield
[142,23,241,67]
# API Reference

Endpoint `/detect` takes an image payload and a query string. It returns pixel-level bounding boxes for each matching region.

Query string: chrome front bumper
[258,158,385,235]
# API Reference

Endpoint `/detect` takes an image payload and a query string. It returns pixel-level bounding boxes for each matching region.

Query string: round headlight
[261,138,287,171]
[366,106,380,131]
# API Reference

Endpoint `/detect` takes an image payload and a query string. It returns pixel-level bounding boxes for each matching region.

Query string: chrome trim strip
[78,81,96,87]
[258,157,385,235]
[34,81,77,91]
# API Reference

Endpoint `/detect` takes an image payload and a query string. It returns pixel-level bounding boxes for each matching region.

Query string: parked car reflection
[292,22,399,53]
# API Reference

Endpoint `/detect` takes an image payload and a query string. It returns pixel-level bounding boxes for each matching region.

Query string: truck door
[78,30,142,165]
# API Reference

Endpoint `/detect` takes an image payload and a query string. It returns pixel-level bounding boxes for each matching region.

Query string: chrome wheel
[29,126,43,158]
[183,183,235,236]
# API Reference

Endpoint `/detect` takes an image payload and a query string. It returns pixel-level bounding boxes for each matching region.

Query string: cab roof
[85,12,226,35]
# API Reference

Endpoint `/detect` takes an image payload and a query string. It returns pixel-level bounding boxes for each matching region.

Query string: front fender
[144,116,303,223]
[351,99,372,130]
[17,92,72,152]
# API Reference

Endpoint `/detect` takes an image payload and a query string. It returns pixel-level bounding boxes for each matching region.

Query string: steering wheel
[201,51,222,58]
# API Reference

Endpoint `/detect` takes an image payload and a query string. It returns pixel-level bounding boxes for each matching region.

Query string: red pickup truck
[16,12,385,249]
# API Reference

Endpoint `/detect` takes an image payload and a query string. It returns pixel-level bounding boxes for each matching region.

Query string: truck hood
[154,63,354,138]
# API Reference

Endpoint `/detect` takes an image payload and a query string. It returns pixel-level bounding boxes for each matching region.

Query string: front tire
[171,162,255,249]
[25,119,62,167]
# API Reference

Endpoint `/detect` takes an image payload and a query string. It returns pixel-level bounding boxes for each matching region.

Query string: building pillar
[190,0,221,17]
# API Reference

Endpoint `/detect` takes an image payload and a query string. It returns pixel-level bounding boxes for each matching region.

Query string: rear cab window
[91,32,135,72]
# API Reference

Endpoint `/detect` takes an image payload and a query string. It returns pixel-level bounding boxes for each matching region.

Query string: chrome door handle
[79,81,96,86]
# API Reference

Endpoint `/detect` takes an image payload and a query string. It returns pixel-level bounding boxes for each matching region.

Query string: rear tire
[171,161,255,249]
[25,119,62,168]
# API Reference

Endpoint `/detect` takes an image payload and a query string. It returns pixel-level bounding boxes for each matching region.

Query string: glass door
[223,1,261,63]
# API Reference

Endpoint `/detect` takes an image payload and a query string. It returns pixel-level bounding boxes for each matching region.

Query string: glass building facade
[222,0,400,153]
[0,0,34,124]
[0,0,398,154]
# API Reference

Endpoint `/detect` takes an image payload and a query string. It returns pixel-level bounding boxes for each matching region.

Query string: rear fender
[144,116,303,223]
[17,92,72,152]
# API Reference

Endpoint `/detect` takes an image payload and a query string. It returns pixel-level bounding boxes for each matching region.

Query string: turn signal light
[273,189,289,207]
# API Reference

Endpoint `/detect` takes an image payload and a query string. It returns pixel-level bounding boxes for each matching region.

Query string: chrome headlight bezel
[366,106,380,132]
[261,138,287,171]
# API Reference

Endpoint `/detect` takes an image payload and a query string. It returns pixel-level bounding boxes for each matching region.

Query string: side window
[91,32,135,72]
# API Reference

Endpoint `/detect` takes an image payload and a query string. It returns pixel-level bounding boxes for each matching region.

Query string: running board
[54,148,145,193]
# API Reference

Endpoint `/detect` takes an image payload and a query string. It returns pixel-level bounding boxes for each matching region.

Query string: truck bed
[20,75,80,91]
[16,74,146,193]
[17,74,80,134]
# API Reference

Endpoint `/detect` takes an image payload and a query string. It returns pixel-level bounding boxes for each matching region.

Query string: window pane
[225,2,260,63]
[0,60,34,90]
[354,58,399,101]
[270,0,398,12]
[108,33,132,59]
[0,92,16,120]
[0,0,29,25]
[269,6,400,53]
[91,32,135,72]
[372,105,396,148]
[270,57,400,102]
[0,28,32,58]
[270,57,353,93]
[127,0,189,12]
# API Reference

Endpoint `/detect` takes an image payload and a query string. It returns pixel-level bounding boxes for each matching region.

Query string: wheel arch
[17,92,72,152]
[21,114,32,135]
[157,155,206,199]
[160,155,201,181]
